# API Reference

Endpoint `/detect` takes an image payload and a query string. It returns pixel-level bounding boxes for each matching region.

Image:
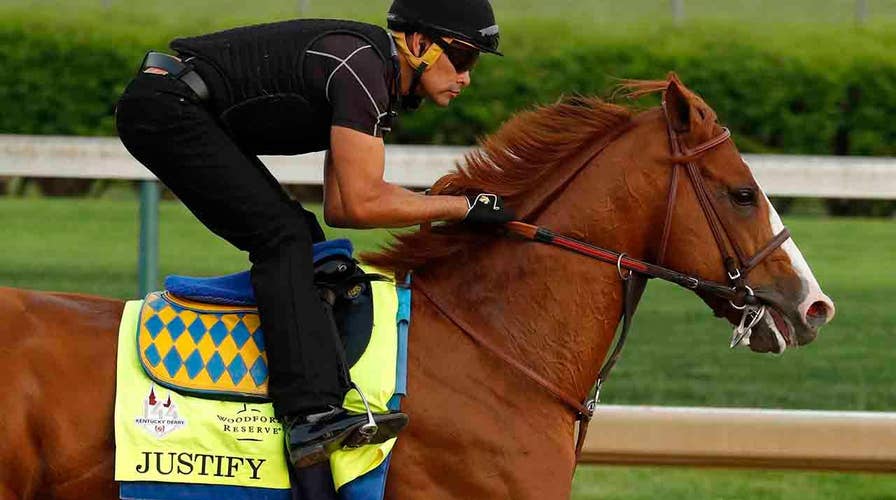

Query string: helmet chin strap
[391,31,444,108]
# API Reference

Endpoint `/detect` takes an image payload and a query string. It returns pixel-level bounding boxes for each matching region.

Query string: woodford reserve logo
[217,404,282,442]
[135,385,186,438]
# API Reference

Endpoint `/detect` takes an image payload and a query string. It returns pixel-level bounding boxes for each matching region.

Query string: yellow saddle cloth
[115,274,401,491]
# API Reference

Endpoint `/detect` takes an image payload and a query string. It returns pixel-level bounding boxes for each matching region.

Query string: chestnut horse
[0,75,834,499]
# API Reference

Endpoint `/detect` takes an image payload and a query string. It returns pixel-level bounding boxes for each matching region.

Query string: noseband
[413,107,791,460]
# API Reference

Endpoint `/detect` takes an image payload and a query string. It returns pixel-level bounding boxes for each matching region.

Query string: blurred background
[2,1,895,498]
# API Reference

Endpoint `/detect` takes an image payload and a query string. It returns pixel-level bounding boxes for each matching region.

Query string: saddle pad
[117,273,410,498]
[116,300,291,494]
[138,292,270,400]
[165,239,354,306]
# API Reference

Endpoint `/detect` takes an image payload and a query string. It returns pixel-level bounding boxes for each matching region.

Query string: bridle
[656,107,791,345]
[412,102,791,460]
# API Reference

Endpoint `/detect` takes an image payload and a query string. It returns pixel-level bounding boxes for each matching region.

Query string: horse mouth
[746,306,794,354]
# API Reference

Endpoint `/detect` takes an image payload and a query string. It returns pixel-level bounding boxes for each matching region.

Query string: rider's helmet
[387,0,502,108]
[387,0,502,56]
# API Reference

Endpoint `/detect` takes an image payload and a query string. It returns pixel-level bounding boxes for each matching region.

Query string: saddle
[137,239,386,401]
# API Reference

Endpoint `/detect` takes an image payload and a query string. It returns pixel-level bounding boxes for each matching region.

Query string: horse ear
[663,73,692,133]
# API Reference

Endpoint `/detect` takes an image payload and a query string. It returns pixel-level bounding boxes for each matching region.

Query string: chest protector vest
[170,20,395,155]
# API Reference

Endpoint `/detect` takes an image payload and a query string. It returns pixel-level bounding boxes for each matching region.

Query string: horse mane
[362,80,670,276]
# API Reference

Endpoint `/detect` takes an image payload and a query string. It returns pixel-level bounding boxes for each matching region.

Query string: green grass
[2,195,895,498]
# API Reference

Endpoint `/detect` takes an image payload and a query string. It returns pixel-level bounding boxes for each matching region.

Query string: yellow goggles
[391,32,480,74]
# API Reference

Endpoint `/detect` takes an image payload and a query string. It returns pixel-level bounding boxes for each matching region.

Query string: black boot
[284,406,408,468]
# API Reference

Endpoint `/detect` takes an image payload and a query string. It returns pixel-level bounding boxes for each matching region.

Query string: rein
[413,111,791,461]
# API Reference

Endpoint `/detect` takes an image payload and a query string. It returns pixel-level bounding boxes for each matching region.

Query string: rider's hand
[462,193,516,225]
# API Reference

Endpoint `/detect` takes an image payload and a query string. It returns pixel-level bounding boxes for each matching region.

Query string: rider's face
[414,36,473,107]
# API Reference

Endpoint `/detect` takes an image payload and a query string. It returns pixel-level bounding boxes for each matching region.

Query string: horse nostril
[806,301,832,328]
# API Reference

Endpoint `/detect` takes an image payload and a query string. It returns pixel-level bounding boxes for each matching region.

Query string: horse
[0,74,834,499]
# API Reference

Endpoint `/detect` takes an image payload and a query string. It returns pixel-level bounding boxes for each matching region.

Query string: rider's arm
[323,126,468,229]
[307,34,472,228]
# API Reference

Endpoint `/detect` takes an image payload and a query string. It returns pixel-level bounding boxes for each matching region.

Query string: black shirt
[303,33,394,138]
[170,19,397,155]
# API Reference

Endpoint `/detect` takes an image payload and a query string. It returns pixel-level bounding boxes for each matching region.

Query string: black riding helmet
[387,0,502,56]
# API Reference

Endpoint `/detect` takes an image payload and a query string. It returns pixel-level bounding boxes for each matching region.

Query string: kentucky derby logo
[135,385,187,438]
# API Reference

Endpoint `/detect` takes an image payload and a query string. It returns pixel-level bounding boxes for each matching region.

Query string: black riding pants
[115,72,349,418]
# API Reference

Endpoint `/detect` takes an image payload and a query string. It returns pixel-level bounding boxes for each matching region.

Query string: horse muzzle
[741,285,835,354]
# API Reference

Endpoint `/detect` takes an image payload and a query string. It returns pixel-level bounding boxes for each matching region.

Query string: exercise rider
[115,0,512,469]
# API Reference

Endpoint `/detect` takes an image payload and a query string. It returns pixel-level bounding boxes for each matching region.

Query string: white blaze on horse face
[750,164,835,328]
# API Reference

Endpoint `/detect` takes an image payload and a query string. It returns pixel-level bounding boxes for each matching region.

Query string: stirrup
[349,382,378,441]
[288,411,408,468]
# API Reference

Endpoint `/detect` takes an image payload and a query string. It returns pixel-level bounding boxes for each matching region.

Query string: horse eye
[731,188,756,206]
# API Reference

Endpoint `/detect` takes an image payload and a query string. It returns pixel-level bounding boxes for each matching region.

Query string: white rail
[2,134,896,199]
[580,405,896,472]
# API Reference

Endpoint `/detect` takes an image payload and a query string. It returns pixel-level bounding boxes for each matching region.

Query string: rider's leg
[248,219,352,417]
[115,73,349,418]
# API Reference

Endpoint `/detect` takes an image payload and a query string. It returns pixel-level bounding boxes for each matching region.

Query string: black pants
[115,73,349,417]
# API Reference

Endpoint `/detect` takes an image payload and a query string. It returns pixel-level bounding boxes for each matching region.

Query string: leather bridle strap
[656,160,679,266]
[743,228,792,274]
[679,127,733,158]
[505,222,738,300]
[657,127,732,267]
[659,123,790,301]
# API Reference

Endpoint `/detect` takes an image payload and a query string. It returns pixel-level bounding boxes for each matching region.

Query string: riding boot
[284,406,408,468]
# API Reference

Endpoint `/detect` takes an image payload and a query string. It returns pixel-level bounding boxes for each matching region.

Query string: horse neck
[418,120,667,411]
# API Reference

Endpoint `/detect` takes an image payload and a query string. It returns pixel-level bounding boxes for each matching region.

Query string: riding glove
[462,193,516,225]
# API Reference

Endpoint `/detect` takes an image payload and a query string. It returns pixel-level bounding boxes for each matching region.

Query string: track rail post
[137,180,160,297]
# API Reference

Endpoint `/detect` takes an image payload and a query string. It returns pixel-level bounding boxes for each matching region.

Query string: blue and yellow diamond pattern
[137,291,269,399]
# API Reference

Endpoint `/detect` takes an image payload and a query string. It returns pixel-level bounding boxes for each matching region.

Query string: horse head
[533,73,836,354]
[648,74,835,353]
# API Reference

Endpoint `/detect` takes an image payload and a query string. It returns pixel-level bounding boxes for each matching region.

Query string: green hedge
[6,22,895,214]
[3,22,896,159]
